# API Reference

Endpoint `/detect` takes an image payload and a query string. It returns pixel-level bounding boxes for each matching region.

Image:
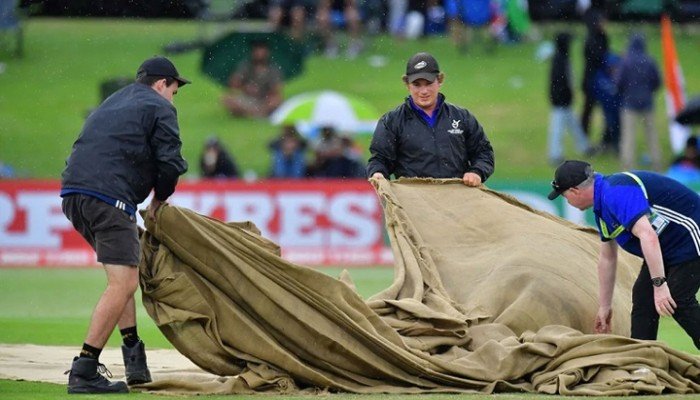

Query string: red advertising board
[0,180,393,267]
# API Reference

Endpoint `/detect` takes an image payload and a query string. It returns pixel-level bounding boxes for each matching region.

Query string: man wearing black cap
[60,56,190,393]
[549,160,700,350]
[367,52,494,186]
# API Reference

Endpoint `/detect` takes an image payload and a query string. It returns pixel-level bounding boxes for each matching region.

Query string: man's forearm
[597,243,617,308]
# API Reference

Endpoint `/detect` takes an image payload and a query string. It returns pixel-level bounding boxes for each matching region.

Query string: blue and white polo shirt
[593,171,700,266]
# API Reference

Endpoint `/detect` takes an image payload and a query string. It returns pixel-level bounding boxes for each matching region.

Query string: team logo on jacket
[447,119,463,134]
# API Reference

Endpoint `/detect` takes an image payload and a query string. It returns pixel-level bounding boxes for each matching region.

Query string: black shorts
[61,194,140,266]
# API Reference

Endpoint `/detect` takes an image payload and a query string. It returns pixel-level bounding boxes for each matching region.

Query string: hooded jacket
[582,9,609,93]
[615,34,661,111]
[549,32,574,107]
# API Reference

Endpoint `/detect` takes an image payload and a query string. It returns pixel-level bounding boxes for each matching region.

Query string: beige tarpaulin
[136,179,700,395]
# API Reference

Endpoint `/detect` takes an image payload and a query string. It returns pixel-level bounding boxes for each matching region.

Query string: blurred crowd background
[1,0,699,182]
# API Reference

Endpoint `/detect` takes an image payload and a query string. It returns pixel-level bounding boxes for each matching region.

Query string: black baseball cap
[137,56,191,86]
[405,52,440,83]
[548,160,593,200]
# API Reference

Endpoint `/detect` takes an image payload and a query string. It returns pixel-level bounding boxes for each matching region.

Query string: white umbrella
[269,91,380,135]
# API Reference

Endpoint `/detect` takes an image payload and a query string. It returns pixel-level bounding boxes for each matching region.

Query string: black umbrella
[201,31,307,87]
[676,95,700,125]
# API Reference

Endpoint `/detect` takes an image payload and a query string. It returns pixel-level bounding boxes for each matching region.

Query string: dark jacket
[61,82,188,210]
[582,9,608,93]
[615,34,661,111]
[200,141,239,179]
[367,94,494,181]
[549,33,574,107]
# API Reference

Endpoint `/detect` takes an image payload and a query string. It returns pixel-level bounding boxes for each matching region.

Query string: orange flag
[661,14,690,153]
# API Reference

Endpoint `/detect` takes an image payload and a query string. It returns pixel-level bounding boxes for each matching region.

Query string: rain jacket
[582,9,608,94]
[367,94,494,181]
[549,32,574,107]
[61,82,188,212]
[615,34,661,112]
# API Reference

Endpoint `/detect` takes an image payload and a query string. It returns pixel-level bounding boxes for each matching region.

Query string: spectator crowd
[200,3,700,183]
[546,7,689,178]
[199,125,366,180]
[5,1,697,186]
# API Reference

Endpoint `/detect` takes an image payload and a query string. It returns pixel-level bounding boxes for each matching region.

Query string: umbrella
[201,31,306,87]
[676,95,700,125]
[269,91,380,135]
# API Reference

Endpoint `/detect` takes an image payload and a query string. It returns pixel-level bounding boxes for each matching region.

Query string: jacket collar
[405,93,445,122]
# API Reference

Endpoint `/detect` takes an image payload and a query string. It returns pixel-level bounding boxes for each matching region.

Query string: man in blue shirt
[548,160,700,349]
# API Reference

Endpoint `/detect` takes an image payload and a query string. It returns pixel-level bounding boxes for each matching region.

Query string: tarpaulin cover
[137,178,700,395]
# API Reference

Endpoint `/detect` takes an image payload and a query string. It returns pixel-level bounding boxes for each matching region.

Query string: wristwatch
[651,276,667,287]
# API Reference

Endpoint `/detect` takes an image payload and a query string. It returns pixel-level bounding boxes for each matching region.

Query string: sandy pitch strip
[0,344,219,385]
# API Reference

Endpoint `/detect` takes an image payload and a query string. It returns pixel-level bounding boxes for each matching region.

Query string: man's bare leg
[117,295,136,331]
[114,277,153,385]
[68,264,137,394]
[84,264,139,348]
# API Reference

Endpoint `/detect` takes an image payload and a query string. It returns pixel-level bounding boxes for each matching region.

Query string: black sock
[120,326,139,347]
[79,343,102,360]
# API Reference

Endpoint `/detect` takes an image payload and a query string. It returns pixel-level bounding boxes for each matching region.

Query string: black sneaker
[65,356,129,394]
[122,340,152,385]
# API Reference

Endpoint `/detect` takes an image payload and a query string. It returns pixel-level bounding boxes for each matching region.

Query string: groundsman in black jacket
[60,56,189,394]
[367,52,494,186]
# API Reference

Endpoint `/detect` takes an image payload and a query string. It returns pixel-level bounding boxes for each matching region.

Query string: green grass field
[1,268,697,353]
[0,383,697,400]
[0,383,694,400]
[0,268,393,348]
[1,18,699,180]
[1,17,700,399]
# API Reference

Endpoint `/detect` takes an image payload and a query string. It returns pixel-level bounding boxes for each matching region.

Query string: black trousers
[580,93,597,137]
[631,258,700,349]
